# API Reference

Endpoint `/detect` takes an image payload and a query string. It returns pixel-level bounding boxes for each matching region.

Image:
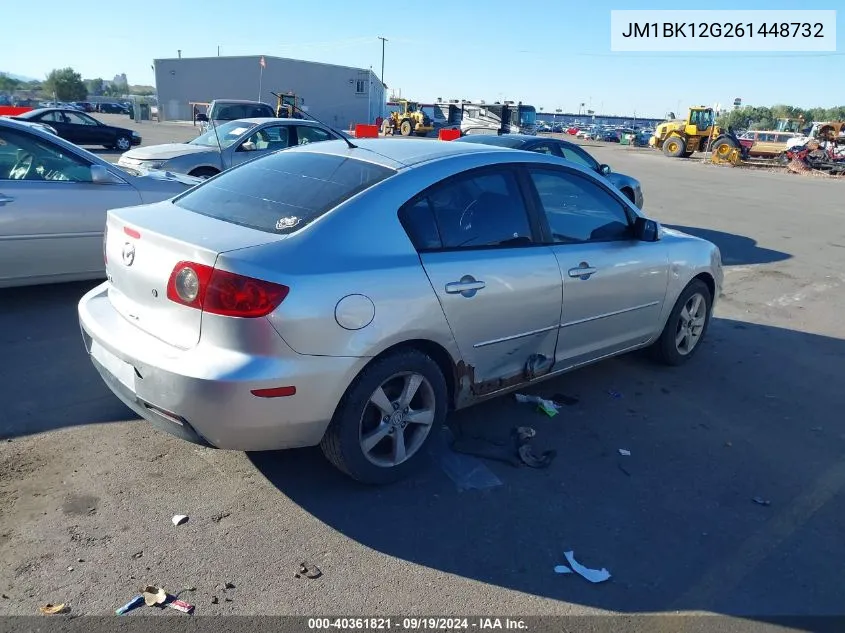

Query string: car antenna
[290,102,358,150]
[207,109,224,156]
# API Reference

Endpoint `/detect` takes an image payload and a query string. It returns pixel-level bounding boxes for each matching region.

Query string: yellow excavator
[650,106,742,159]
[381,100,433,137]
[272,91,305,119]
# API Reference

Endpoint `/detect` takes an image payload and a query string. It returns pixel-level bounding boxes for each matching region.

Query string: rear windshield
[173,150,396,234]
[211,103,275,120]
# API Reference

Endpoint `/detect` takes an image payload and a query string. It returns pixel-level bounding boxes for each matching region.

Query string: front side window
[242,125,290,151]
[0,127,92,182]
[65,112,98,126]
[399,168,533,251]
[296,126,334,145]
[558,143,599,171]
[528,168,631,244]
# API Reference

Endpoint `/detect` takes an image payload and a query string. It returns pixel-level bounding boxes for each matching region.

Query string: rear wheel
[115,136,131,151]
[320,349,447,484]
[651,279,712,366]
[399,119,413,136]
[663,136,686,158]
[188,167,219,179]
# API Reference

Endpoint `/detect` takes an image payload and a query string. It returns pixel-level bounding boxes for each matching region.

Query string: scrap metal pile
[785,122,845,175]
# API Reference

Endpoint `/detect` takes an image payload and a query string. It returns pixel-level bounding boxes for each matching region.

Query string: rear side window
[399,168,533,251]
[173,151,396,234]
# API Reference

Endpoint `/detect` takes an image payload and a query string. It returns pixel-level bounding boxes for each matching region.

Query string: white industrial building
[153,55,385,129]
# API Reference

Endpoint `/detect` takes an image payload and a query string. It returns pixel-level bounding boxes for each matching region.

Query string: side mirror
[195,113,208,122]
[599,164,611,176]
[633,216,660,242]
[91,164,127,185]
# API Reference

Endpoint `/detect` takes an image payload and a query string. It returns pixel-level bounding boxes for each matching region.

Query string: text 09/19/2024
[610,10,836,52]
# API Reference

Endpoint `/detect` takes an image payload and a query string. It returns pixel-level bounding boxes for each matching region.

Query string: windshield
[519,107,537,126]
[189,121,257,148]
[173,151,397,234]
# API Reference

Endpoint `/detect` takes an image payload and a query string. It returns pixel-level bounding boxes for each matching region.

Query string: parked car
[97,102,131,115]
[198,100,277,133]
[737,130,801,159]
[73,102,96,113]
[118,117,343,179]
[455,134,644,208]
[0,118,201,288]
[10,108,141,150]
[78,137,721,484]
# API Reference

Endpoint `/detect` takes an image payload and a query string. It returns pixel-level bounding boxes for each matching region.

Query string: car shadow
[0,280,133,440]
[665,225,792,266]
[248,317,845,618]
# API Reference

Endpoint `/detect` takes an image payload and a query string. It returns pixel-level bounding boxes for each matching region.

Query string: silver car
[117,117,344,179]
[0,118,202,288]
[78,138,723,484]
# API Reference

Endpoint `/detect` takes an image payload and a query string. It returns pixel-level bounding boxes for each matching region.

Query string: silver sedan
[117,117,345,179]
[0,118,201,288]
[78,137,723,484]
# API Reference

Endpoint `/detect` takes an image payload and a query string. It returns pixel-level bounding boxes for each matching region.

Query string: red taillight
[124,226,141,239]
[166,261,289,318]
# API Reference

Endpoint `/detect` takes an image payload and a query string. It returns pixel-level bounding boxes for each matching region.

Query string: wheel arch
[354,339,460,410]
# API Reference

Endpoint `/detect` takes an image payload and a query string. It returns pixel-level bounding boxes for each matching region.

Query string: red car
[567,127,579,135]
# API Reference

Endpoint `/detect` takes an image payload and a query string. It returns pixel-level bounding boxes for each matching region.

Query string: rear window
[173,150,396,234]
[212,103,275,120]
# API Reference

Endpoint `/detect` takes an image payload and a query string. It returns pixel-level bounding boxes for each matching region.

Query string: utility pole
[378,36,387,87]
[217,45,220,57]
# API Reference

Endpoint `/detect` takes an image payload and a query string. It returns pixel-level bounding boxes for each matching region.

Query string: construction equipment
[381,100,433,137]
[650,106,740,159]
[271,91,305,119]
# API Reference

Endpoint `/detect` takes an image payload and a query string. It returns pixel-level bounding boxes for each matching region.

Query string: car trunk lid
[104,200,285,349]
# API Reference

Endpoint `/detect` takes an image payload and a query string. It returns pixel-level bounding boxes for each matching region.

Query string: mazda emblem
[122,242,136,266]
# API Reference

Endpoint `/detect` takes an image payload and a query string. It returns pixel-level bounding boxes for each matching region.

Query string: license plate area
[91,342,136,392]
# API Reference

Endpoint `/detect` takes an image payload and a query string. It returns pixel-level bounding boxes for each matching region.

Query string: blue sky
[4,0,843,117]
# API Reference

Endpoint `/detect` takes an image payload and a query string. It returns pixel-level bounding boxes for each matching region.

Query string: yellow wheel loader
[381,100,433,137]
[650,106,741,159]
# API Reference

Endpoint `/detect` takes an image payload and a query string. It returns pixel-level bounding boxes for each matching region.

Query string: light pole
[378,37,387,88]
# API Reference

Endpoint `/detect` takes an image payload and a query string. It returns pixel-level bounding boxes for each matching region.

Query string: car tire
[320,349,447,485]
[663,136,686,158]
[650,279,712,366]
[115,136,131,151]
[188,167,219,179]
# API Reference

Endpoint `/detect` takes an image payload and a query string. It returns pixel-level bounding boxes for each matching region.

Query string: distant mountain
[0,71,39,82]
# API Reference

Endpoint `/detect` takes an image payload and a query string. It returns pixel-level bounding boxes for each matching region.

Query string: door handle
[445,275,486,296]
[0,194,14,205]
[568,264,597,279]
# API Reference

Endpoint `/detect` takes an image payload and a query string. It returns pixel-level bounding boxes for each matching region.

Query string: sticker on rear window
[275,216,300,230]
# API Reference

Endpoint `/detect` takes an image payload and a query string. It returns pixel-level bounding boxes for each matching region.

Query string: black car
[455,133,644,209]
[97,102,131,115]
[11,108,141,150]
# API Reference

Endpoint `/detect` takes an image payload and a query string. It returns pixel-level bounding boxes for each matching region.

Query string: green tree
[85,77,104,96]
[0,75,21,92]
[44,67,87,101]
[129,84,155,96]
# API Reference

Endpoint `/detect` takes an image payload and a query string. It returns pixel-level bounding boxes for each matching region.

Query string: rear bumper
[78,282,367,451]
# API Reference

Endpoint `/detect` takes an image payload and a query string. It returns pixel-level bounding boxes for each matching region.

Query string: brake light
[166,261,289,318]
[124,227,141,239]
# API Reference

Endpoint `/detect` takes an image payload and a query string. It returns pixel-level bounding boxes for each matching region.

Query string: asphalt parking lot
[2,133,845,625]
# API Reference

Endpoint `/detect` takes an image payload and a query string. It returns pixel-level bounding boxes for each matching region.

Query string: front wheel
[650,279,712,366]
[663,136,686,158]
[399,119,413,136]
[320,349,447,484]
